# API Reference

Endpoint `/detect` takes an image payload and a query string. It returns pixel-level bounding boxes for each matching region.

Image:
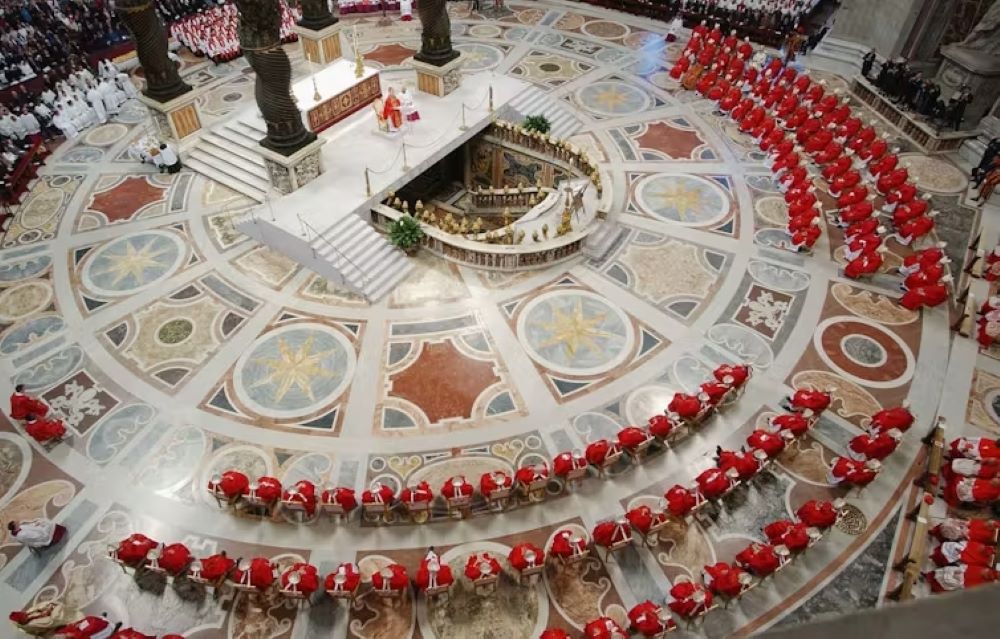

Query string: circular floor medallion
[82,230,185,297]
[814,316,914,389]
[576,81,651,117]
[0,280,53,323]
[233,323,355,420]
[84,123,129,147]
[518,290,633,377]
[635,174,729,226]
[897,153,966,194]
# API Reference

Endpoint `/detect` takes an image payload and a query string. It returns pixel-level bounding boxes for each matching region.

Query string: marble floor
[1,1,997,638]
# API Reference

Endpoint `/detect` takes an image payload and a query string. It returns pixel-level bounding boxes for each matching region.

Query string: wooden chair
[405,499,432,524]
[518,563,544,586]
[243,484,277,520]
[207,477,241,511]
[280,492,311,523]
[362,501,390,524]
[445,495,471,519]
[107,546,132,574]
[561,466,588,492]
[278,572,310,608]
[520,478,548,503]
[484,486,511,512]
[626,436,654,465]
[185,559,233,600]
[595,447,624,478]
[642,517,670,548]
[319,496,348,522]
[473,572,499,596]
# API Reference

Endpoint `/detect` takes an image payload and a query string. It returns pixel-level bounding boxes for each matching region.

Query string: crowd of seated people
[170,0,300,63]
[155,0,225,23]
[1,59,139,207]
[0,0,130,90]
[577,0,825,45]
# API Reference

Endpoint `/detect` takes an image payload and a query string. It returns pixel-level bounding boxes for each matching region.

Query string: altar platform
[234,70,529,300]
[293,59,381,133]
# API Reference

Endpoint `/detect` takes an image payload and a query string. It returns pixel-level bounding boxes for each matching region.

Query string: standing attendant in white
[400,0,413,21]
[157,143,182,174]
[400,86,420,123]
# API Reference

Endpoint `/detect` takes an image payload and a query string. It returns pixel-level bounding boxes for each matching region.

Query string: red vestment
[797,500,837,528]
[665,484,698,517]
[703,561,747,597]
[764,520,811,551]
[735,542,781,576]
[718,450,760,480]
[371,563,408,591]
[253,476,282,502]
[415,557,454,591]
[647,414,677,438]
[116,533,158,565]
[479,471,512,497]
[158,543,192,575]
[198,553,235,581]
[667,581,712,618]
[24,417,66,443]
[508,542,545,571]
[232,557,275,591]
[324,562,361,593]
[696,468,732,498]
[592,520,632,547]
[440,477,471,500]
[280,562,320,594]
[629,600,674,636]
[900,283,948,310]
[747,429,785,457]
[464,553,501,580]
[669,393,703,418]
[322,486,358,512]
[382,93,402,129]
[618,426,651,451]
[9,392,48,420]
[209,470,249,498]
[770,413,810,437]
[550,529,588,558]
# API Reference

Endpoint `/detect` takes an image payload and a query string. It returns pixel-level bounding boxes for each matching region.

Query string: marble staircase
[308,213,414,301]
[187,117,270,202]
[506,86,583,140]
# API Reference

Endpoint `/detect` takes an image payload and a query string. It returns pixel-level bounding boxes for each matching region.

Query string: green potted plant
[522,114,552,135]
[388,214,425,256]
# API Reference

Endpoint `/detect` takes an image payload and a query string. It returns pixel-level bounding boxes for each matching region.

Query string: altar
[293,59,382,133]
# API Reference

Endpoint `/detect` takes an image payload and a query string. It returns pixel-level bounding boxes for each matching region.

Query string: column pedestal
[294,22,344,65]
[936,45,1000,131]
[139,90,204,145]
[259,137,327,195]
[409,55,464,97]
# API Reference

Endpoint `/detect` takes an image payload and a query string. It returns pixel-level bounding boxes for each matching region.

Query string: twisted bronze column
[296,0,338,31]
[237,0,316,155]
[116,0,191,103]
[415,0,459,66]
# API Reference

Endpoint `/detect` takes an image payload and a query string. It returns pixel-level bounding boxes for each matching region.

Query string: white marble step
[311,213,413,300]
[231,118,267,139]
[186,157,267,202]
[214,125,263,154]
[189,149,270,191]
[197,135,268,178]
[508,87,582,140]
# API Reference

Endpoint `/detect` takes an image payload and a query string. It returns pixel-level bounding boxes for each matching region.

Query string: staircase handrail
[297,215,369,294]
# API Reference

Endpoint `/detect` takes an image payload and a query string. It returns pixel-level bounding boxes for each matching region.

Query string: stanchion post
[489,86,494,113]
[402,142,410,171]
[460,105,468,131]
[365,168,372,197]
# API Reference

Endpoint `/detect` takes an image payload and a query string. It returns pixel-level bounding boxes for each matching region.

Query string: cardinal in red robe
[9,385,48,420]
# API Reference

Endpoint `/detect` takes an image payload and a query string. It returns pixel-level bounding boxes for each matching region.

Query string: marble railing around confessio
[470,185,544,211]
[487,121,603,197]
[371,202,589,272]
